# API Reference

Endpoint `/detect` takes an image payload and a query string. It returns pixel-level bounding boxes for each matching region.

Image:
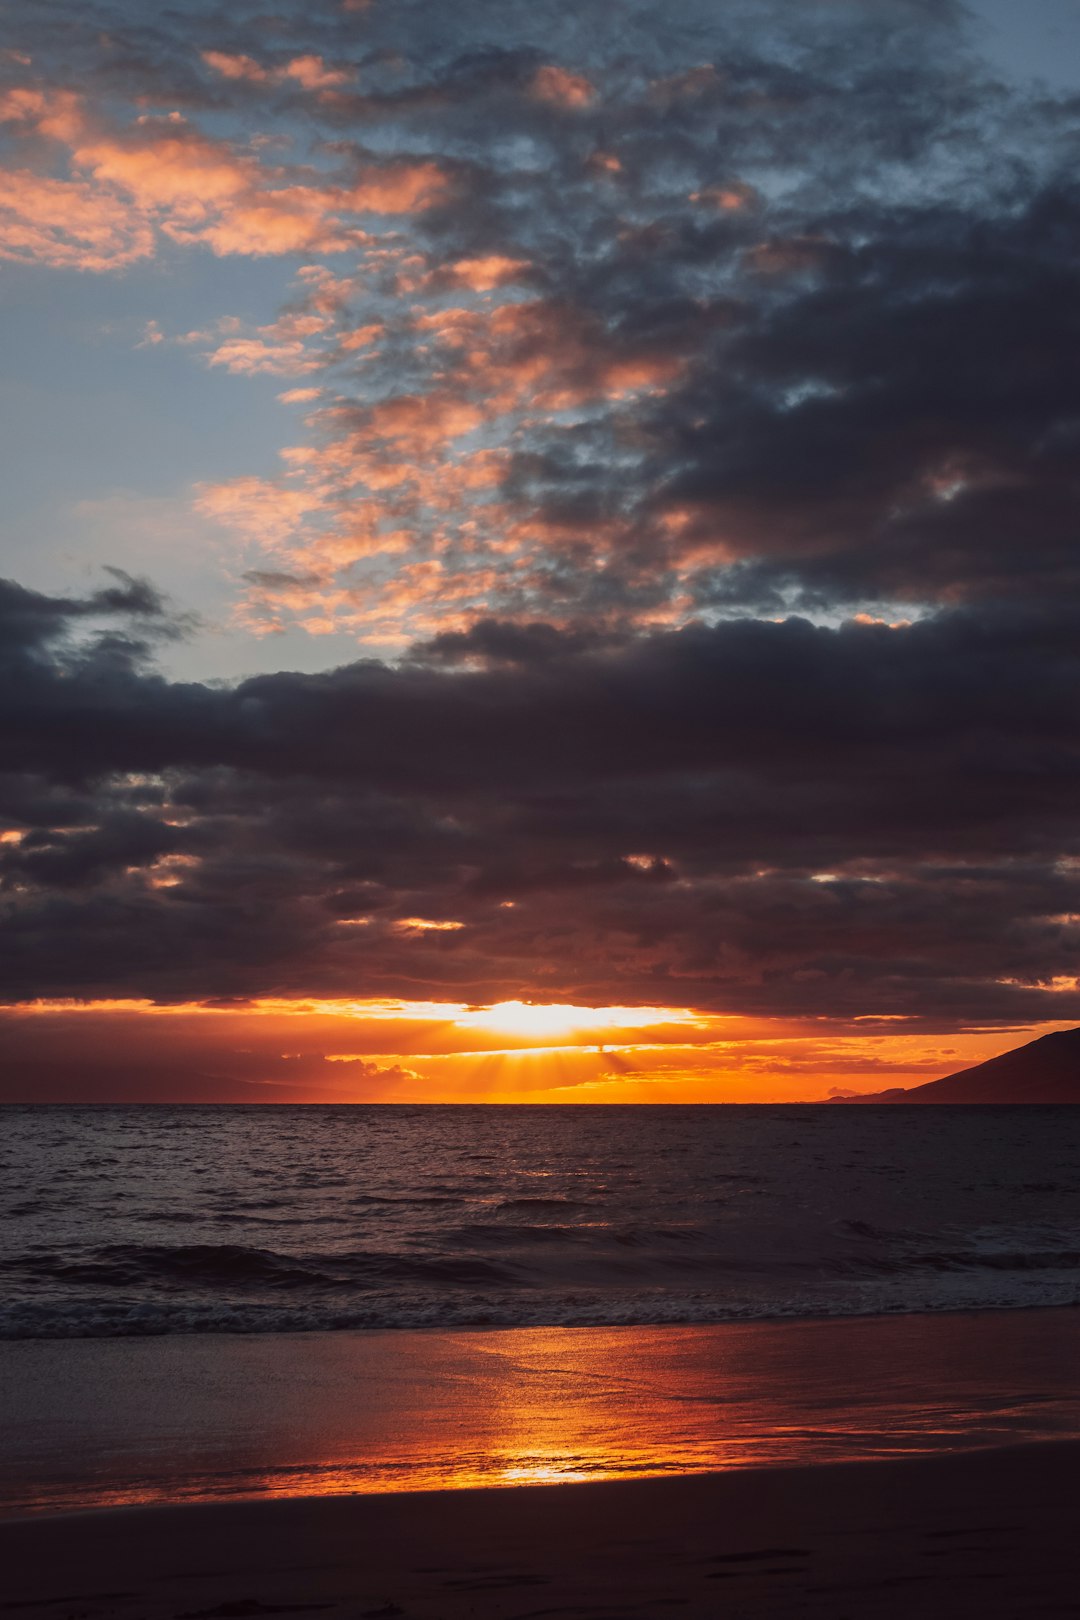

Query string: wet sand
[5,1310,1080,1514]
[4,1312,1080,1615]
[2,1440,1079,1618]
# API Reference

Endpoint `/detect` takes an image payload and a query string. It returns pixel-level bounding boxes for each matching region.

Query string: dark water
[2,1105,1080,1338]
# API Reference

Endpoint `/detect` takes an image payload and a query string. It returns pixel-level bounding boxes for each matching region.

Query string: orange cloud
[446,254,531,290]
[430,297,684,411]
[362,389,486,449]
[394,917,466,933]
[338,321,384,351]
[207,336,323,375]
[0,69,687,637]
[196,476,328,546]
[201,50,353,92]
[74,123,251,214]
[282,55,353,91]
[189,187,354,256]
[197,278,686,641]
[0,84,444,270]
[70,124,357,257]
[0,84,83,142]
[200,50,270,83]
[0,169,154,270]
[345,161,450,214]
[530,65,596,108]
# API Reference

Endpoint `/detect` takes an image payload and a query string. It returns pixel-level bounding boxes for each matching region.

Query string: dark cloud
[651,185,1080,614]
[2,578,1080,1025]
[0,572,175,658]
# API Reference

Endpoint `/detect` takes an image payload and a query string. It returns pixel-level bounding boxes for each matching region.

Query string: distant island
[840,1026,1080,1103]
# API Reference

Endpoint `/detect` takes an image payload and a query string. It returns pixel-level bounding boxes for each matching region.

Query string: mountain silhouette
[843,1026,1080,1103]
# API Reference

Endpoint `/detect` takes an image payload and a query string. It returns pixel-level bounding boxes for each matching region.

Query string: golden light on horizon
[3,995,1075,1104]
[454,1000,700,1041]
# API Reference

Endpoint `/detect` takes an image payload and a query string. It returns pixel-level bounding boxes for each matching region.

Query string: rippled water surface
[3,1105,1080,1336]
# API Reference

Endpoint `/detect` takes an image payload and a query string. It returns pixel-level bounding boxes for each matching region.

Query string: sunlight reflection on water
[4,1311,1080,1515]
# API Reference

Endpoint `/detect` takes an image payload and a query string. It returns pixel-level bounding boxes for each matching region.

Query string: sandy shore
[2,1439,1079,1618]
[6,1311,1080,1514]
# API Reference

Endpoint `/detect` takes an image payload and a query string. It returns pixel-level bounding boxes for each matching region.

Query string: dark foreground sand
[3,1440,1079,1620]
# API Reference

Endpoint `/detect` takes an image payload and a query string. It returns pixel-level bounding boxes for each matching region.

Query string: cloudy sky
[2,0,1079,1100]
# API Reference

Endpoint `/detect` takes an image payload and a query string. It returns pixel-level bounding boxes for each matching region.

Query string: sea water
[3,1104,1079,1338]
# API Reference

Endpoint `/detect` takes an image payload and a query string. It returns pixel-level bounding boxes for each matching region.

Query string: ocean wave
[834,1249,1080,1276]
[442,1222,584,1246]
[2,1279,1080,1339]
[0,1243,524,1293]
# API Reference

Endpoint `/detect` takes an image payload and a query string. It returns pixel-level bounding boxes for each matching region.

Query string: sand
[5,1313,1080,1615]
[2,1439,1079,1618]
[6,1311,1080,1514]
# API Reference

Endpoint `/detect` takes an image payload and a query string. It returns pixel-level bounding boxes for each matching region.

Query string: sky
[2,0,1079,1101]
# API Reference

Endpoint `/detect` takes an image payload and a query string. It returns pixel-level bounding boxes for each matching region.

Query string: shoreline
[5,1306,1080,1519]
[5,1439,1080,1616]
[1,1426,1075,1528]
[8,1288,1080,1343]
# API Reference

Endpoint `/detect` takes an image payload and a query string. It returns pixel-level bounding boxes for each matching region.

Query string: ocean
[4,1104,1080,1339]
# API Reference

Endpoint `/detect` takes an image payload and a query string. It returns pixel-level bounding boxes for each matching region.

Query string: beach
[4,1311,1080,1513]
[3,1439,1079,1618]
[3,1310,1080,1614]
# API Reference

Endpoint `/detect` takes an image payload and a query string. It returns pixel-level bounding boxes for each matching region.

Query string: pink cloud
[75,124,252,219]
[185,187,353,257]
[446,254,531,291]
[345,162,450,214]
[345,389,487,453]
[282,56,353,91]
[206,336,323,375]
[198,280,687,642]
[338,322,384,351]
[1,85,443,270]
[0,168,154,270]
[0,85,83,143]
[530,65,596,108]
[200,51,269,83]
[419,297,683,412]
[201,51,353,92]
[196,477,328,546]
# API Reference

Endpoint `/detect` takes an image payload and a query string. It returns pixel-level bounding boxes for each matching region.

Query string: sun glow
[455,1000,697,1040]
[5,997,1072,1104]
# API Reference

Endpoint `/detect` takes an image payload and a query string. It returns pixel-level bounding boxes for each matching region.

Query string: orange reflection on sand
[12,1316,1080,1517]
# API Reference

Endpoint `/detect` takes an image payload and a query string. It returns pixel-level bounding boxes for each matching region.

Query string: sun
[456,1001,694,1042]
[460,1002,595,1040]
